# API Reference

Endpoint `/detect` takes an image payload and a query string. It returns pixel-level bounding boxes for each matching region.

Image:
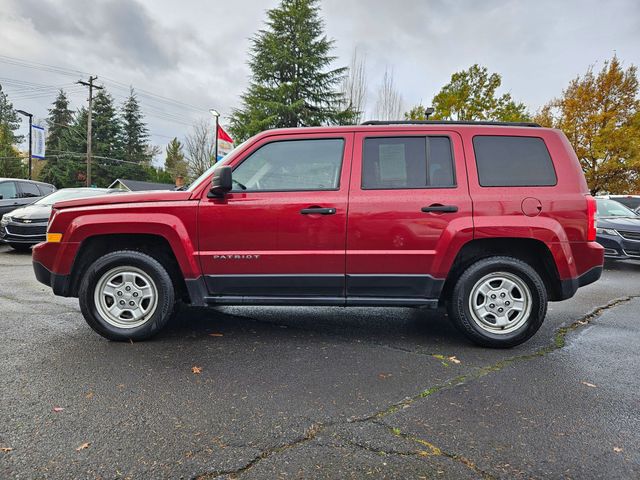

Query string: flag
[217,124,233,143]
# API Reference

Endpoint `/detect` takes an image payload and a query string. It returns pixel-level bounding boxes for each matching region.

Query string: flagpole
[210,109,220,164]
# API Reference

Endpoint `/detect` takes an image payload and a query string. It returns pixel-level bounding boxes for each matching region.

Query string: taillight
[586,195,597,242]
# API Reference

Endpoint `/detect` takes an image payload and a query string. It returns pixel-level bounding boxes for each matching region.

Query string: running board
[204,296,439,308]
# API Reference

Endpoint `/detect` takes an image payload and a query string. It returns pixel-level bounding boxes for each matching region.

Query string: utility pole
[77,76,103,187]
[16,110,33,179]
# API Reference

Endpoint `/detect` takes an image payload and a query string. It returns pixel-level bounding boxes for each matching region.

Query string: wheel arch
[67,234,190,303]
[441,237,564,303]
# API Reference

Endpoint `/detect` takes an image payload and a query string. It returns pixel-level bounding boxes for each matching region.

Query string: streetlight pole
[16,110,33,180]
[210,109,220,164]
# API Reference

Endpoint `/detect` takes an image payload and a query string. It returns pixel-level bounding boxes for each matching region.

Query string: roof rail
[361,120,541,127]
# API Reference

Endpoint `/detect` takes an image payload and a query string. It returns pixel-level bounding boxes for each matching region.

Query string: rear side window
[19,182,41,198]
[362,136,455,189]
[38,184,55,195]
[473,136,556,187]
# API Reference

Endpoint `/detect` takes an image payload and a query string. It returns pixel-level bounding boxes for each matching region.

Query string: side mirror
[208,166,232,198]
[0,194,3,200]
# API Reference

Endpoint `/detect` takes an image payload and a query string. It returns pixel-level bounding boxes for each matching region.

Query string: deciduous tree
[406,64,529,122]
[535,56,640,194]
[374,68,403,121]
[185,120,215,179]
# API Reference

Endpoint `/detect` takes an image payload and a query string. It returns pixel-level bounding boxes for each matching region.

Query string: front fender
[62,210,200,278]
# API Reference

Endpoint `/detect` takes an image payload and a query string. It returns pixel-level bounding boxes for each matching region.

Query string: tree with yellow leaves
[535,56,640,194]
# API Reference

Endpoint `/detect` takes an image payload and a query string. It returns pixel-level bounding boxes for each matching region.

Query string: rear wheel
[448,256,547,348]
[79,250,176,341]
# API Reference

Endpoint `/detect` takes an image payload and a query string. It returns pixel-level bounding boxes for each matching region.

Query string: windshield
[596,198,639,218]
[187,139,250,192]
[35,189,111,205]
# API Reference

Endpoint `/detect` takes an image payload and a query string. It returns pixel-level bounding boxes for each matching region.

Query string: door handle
[421,204,458,213]
[300,207,336,215]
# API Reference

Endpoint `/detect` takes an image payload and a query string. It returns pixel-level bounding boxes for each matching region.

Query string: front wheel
[448,256,547,348]
[79,250,176,341]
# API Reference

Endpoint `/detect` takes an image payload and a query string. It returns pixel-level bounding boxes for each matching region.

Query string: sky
[1,0,639,161]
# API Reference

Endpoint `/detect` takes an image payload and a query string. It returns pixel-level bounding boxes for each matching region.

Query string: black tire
[447,256,547,348]
[10,243,31,252]
[79,250,176,341]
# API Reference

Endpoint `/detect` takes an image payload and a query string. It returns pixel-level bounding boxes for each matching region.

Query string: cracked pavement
[0,244,639,479]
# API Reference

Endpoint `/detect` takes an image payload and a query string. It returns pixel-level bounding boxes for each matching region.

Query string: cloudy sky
[1,0,639,158]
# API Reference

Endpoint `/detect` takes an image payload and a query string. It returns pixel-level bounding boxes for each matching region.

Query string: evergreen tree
[164,137,188,179]
[91,89,128,186]
[0,84,26,178]
[120,88,150,164]
[229,0,355,141]
[46,90,74,153]
[40,90,77,187]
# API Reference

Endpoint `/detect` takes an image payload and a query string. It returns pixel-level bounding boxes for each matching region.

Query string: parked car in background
[1,188,120,251]
[0,178,56,216]
[597,194,640,211]
[595,197,640,260]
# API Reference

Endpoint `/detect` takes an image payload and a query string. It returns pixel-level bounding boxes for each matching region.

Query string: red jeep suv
[32,121,604,347]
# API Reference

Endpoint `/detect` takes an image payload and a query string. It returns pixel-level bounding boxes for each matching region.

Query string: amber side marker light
[47,233,63,243]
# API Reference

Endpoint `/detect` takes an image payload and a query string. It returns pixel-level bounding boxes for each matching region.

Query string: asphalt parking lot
[1,244,639,479]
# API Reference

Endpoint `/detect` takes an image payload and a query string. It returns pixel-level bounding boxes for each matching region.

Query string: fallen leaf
[208,333,224,337]
[76,443,90,451]
[448,356,461,365]
[85,391,94,400]
[581,381,597,388]
[613,446,623,453]
[52,407,64,413]
[378,373,392,379]
[0,447,12,453]
[192,366,202,374]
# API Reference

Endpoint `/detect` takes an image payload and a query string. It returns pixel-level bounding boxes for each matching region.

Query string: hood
[53,190,193,210]
[597,216,640,231]
[5,203,52,221]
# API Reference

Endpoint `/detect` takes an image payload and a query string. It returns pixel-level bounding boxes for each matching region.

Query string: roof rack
[361,120,541,127]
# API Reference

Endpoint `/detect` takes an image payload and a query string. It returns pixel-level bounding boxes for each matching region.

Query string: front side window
[232,138,344,192]
[473,136,557,187]
[362,136,455,189]
[0,181,18,200]
[20,182,41,198]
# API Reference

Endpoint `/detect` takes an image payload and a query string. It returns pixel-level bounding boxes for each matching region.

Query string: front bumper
[596,233,640,259]
[0,221,47,245]
[33,261,73,296]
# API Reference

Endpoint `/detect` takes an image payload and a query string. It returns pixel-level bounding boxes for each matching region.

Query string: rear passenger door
[17,181,43,207]
[346,131,473,303]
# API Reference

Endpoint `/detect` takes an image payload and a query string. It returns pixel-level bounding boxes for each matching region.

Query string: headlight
[596,228,619,236]
[0,215,9,227]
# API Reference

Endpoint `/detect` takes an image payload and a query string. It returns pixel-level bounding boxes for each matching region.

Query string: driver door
[197,132,353,302]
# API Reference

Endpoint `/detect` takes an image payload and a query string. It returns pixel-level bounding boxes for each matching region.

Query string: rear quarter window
[473,136,557,187]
